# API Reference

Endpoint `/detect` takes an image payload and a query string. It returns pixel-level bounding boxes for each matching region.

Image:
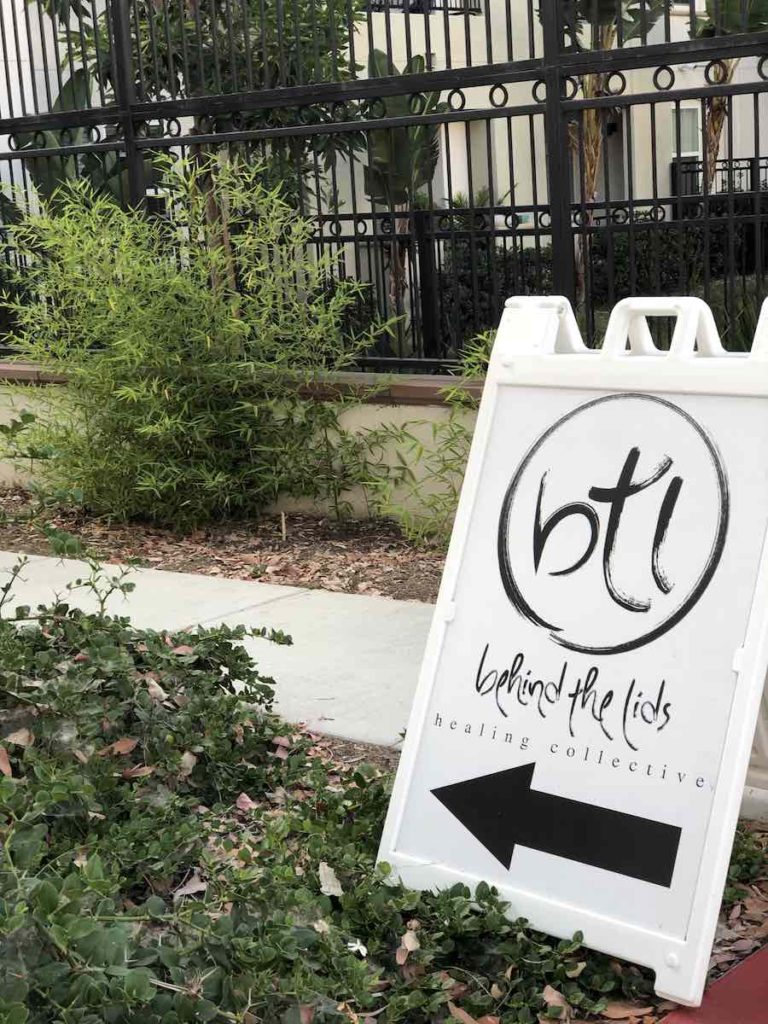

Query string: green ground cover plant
[0,157,384,529]
[6,555,760,1024]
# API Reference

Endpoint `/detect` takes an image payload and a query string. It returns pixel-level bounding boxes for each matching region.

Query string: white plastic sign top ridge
[377,295,768,1007]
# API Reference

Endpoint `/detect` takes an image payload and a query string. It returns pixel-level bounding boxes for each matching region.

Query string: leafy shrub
[1,157,386,528]
[437,240,553,357]
[365,333,492,545]
[0,557,668,1024]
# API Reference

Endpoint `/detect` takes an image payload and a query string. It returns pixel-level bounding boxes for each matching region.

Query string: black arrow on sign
[432,764,681,887]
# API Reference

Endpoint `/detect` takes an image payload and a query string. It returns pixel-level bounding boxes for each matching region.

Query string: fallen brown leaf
[447,1002,479,1024]
[728,939,758,956]
[542,985,571,1016]
[147,678,168,701]
[602,1004,654,1020]
[0,746,11,777]
[5,727,33,747]
[122,764,154,779]
[173,871,208,899]
[101,737,139,757]
[319,861,343,897]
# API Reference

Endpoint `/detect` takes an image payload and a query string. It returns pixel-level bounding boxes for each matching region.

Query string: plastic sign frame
[378,295,768,1007]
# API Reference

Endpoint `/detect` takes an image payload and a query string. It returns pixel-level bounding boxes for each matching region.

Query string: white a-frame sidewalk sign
[378,296,768,1006]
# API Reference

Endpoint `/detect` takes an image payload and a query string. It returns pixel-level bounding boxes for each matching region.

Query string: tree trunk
[571,23,616,303]
[703,59,738,194]
[189,118,238,298]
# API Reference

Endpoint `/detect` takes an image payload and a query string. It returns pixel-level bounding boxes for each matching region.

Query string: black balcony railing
[671,157,768,197]
[367,0,482,12]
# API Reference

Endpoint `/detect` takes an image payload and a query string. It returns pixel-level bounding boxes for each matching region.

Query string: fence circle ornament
[498,394,729,656]
[490,84,508,109]
[409,93,427,115]
[606,71,627,96]
[532,79,547,103]
[365,97,386,120]
[7,133,19,151]
[653,65,675,91]
[564,77,579,100]
[758,56,768,81]
[447,88,466,111]
[705,59,728,85]
[493,83,512,109]
[87,125,103,143]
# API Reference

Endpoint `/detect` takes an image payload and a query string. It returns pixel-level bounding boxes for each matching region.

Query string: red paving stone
[662,946,768,1023]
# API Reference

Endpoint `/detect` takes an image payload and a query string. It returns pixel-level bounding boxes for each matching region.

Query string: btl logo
[498,394,729,655]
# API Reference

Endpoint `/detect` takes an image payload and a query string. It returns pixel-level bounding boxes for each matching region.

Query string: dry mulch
[0,488,443,603]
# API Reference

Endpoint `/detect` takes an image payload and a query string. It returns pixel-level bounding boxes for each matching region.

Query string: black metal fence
[1,0,767,369]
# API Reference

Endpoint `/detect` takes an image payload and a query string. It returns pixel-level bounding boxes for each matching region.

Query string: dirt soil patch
[0,489,444,603]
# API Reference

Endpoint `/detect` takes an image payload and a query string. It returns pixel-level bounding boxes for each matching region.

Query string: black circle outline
[497,393,729,655]
[653,65,675,91]
[606,71,626,96]
[490,84,508,108]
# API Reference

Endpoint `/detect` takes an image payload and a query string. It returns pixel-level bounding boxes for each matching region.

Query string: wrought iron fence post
[110,0,145,208]
[414,210,440,360]
[540,0,575,303]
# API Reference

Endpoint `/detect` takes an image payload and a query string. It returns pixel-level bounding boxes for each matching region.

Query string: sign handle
[602,298,725,359]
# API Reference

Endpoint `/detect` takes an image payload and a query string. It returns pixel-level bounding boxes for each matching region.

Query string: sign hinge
[732,647,746,675]
[439,601,457,623]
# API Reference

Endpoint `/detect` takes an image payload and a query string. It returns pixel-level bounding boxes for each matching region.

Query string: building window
[673,106,702,159]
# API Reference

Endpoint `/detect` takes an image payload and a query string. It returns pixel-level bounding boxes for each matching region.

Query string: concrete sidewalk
[0,550,432,746]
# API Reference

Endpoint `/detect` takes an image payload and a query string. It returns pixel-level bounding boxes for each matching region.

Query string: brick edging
[0,363,483,406]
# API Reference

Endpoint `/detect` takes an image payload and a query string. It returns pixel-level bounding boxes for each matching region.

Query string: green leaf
[124,969,155,1003]
[2,1005,29,1024]
[32,880,60,915]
